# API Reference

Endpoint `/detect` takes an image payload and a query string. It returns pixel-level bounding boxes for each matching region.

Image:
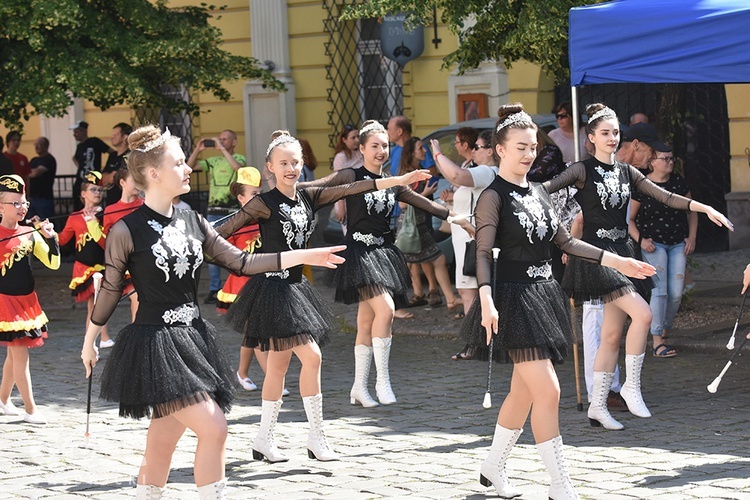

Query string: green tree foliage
[342,0,604,83]
[0,0,283,130]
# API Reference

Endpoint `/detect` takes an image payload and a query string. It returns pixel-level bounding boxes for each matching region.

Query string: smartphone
[428,176,439,187]
[204,139,215,147]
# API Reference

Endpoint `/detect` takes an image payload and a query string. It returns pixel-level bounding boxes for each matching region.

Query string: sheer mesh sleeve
[303,178,377,210]
[553,225,604,264]
[542,161,587,194]
[198,214,281,275]
[297,168,357,189]
[91,221,132,326]
[395,185,450,220]
[629,165,691,211]
[215,196,271,239]
[474,188,502,289]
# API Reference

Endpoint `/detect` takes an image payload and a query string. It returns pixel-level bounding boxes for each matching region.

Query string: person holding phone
[186,130,246,304]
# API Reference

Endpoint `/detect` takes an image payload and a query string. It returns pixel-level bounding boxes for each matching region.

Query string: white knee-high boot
[350,344,379,407]
[479,424,523,498]
[372,337,397,404]
[196,478,226,500]
[619,353,651,418]
[537,436,579,500]
[135,484,165,500]
[587,372,623,430]
[252,399,289,463]
[303,393,339,461]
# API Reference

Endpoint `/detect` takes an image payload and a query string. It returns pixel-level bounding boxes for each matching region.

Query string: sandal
[407,294,427,307]
[394,309,414,319]
[428,290,443,307]
[652,343,677,358]
[447,298,463,311]
[454,312,465,320]
[452,346,476,360]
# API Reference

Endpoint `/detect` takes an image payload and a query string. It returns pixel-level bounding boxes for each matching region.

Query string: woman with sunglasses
[548,102,589,164]
[628,150,697,358]
[430,130,498,359]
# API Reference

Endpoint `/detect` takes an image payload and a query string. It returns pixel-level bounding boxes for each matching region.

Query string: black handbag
[463,239,477,277]
[462,191,477,277]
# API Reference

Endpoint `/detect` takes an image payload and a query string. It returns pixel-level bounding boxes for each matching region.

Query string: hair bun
[497,103,526,123]
[127,125,163,152]
[585,103,607,119]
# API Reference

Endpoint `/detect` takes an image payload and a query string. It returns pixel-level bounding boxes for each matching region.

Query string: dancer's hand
[742,263,750,294]
[398,169,432,186]
[82,206,102,222]
[479,285,500,345]
[603,254,656,280]
[286,245,346,269]
[703,206,733,231]
[34,218,56,238]
[81,343,99,378]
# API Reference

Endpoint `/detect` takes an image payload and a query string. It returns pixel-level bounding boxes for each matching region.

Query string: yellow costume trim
[216,290,238,303]
[68,264,106,290]
[0,312,48,332]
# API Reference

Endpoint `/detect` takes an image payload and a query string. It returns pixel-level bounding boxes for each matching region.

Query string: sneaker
[23,411,47,425]
[236,372,257,391]
[99,339,115,349]
[0,398,19,416]
[282,388,290,397]
[204,291,218,304]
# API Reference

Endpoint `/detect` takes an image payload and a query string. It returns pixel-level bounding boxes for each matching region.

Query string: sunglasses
[655,156,675,162]
[556,113,570,119]
[472,144,492,151]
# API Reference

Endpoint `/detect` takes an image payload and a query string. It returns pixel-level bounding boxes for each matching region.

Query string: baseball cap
[69,121,89,130]
[237,166,262,187]
[621,123,670,152]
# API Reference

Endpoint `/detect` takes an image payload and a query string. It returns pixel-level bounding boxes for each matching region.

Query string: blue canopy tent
[567,0,750,160]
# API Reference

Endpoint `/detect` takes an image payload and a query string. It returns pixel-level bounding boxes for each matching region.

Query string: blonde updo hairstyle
[126,125,180,189]
[492,103,537,159]
[266,129,301,163]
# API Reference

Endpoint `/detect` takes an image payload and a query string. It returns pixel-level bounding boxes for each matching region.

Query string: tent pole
[572,85,581,162]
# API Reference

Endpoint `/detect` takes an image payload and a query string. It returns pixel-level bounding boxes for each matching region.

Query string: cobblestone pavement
[2,252,750,499]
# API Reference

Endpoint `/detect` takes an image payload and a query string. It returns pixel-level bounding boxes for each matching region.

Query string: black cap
[622,123,670,152]
[69,121,89,130]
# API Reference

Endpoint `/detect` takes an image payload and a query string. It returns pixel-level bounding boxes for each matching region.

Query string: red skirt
[0,292,49,348]
[69,262,106,303]
[216,274,250,313]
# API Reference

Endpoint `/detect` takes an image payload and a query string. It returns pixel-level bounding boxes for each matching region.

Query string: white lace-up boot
[537,436,579,500]
[350,344,379,407]
[372,336,396,404]
[135,484,165,500]
[478,424,523,498]
[197,478,226,500]
[303,393,339,461]
[587,372,624,430]
[252,400,289,463]
[620,353,651,418]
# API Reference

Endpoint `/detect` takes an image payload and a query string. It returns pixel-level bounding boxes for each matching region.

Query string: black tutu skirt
[225,275,334,352]
[562,238,653,303]
[99,317,235,420]
[327,241,410,308]
[459,280,572,364]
